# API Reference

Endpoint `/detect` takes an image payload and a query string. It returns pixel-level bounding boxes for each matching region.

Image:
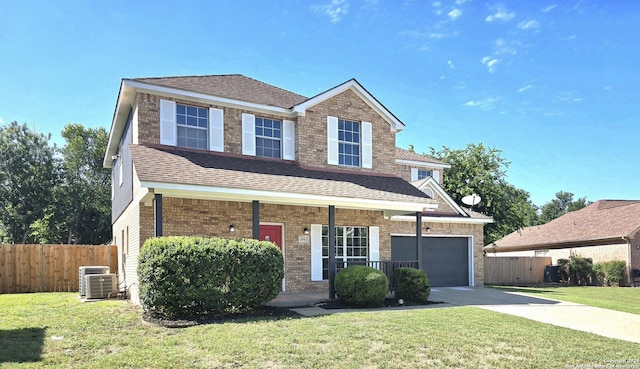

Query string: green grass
[491,285,640,315]
[1,293,639,368]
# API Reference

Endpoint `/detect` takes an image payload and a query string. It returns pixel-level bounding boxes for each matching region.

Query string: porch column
[154,194,163,237]
[328,205,336,299]
[252,200,260,240]
[416,211,422,270]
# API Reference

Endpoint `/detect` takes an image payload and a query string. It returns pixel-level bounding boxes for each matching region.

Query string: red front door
[259,225,282,250]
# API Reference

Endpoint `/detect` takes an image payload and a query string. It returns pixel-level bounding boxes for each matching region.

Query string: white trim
[327,116,338,165]
[310,224,323,281]
[414,177,471,217]
[410,168,419,181]
[369,226,380,264]
[396,159,451,169]
[242,113,256,156]
[159,99,177,146]
[361,121,372,169]
[208,107,224,152]
[391,234,475,287]
[432,170,440,183]
[282,120,295,161]
[141,181,438,212]
[131,105,139,145]
[293,80,405,131]
[390,215,492,224]
[260,222,286,291]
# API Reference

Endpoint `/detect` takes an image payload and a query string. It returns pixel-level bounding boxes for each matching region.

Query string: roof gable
[489,200,640,249]
[293,79,405,132]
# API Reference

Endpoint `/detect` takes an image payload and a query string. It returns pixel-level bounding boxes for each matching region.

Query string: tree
[428,143,538,244]
[0,122,58,243]
[56,124,111,244]
[538,191,590,224]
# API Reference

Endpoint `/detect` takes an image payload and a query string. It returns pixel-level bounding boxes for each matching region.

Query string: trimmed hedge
[395,267,430,303]
[593,260,627,286]
[334,265,388,307]
[558,256,594,285]
[138,236,283,318]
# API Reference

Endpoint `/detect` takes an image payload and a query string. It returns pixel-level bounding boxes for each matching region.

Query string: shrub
[593,261,627,286]
[334,265,388,307]
[557,255,595,285]
[395,267,430,303]
[138,236,283,318]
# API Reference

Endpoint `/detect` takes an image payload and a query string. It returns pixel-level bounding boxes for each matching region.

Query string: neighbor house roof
[395,148,450,168]
[485,200,640,252]
[134,74,308,108]
[130,144,438,213]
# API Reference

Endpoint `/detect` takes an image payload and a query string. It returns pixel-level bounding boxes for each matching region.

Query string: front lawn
[491,285,640,315]
[1,293,639,368]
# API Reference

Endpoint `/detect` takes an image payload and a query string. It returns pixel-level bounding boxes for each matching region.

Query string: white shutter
[433,170,440,183]
[159,99,176,146]
[327,116,338,165]
[242,113,256,156]
[208,108,224,152]
[410,168,419,181]
[362,121,372,169]
[282,120,295,160]
[310,224,323,281]
[369,226,380,269]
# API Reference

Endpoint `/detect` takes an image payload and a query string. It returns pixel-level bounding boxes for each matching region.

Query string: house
[484,200,640,284]
[103,74,491,303]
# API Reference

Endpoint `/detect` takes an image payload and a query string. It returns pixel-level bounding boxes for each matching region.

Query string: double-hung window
[321,226,368,280]
[417,169,432,180]
[255,117,282,159]
[176,104,208,150]
[338,119,360,167]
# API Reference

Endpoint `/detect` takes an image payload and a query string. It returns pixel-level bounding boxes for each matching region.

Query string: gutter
[483,236,630,253]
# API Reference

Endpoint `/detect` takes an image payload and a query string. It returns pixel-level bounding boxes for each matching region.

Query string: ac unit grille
[85,274,116,299]
[79,266,110,296]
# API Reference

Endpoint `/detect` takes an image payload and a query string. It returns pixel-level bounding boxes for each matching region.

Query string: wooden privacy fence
[484,256,552,285]
[0,244,118,294]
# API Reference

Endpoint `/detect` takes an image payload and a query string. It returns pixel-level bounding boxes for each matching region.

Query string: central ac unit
[79,266,110,297]
[85,274,116,299]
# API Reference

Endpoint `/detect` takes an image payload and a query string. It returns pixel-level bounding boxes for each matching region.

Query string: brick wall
[140,197,392,293]
[390,220,486,285]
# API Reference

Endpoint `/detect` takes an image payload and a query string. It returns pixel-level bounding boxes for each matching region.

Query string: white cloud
[455,0,469,4]
[518,84,533,93]
[432,1,442,7]
[481,56,499,73]
[485,7,515,22]
[448,8,462,20]
[494,38,517,55]
[311,0,348,23]
[464,97,498,109]
[542,4,557,12]
[447,60,455,68]
[518,20,540,30]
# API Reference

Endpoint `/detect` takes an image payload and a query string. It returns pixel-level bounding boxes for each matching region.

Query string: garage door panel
[391,236,469,287]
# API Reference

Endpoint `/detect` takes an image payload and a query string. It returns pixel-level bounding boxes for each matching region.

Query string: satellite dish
[462,194,481,207]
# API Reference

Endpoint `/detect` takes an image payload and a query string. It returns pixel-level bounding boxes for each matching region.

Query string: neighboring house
[484,200,640,284]
[103,74,491,303]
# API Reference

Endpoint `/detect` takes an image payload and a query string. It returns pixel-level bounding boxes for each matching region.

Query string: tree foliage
[0,122,111,244]
[429,143,538,244]
[538,191,590,224]
[0,122,58,243]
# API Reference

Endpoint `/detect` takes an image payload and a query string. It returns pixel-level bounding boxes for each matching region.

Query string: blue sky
[1,0,638,206]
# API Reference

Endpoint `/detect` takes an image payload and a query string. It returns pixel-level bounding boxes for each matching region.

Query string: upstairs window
[176,104,208,150]
[255,117,282,159]
[417,169,432,180]
[338,119,360,167]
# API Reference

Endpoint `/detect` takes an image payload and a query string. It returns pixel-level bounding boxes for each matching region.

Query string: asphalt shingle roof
[133,74,308,108]
[396,147,447,166]
[491,200,640,247]
[130,144,436,205]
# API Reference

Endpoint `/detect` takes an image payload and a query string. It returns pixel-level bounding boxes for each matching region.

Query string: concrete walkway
[266,287,640,344]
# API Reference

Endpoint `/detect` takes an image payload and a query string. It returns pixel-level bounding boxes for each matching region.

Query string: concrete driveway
[431,287,640,344]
